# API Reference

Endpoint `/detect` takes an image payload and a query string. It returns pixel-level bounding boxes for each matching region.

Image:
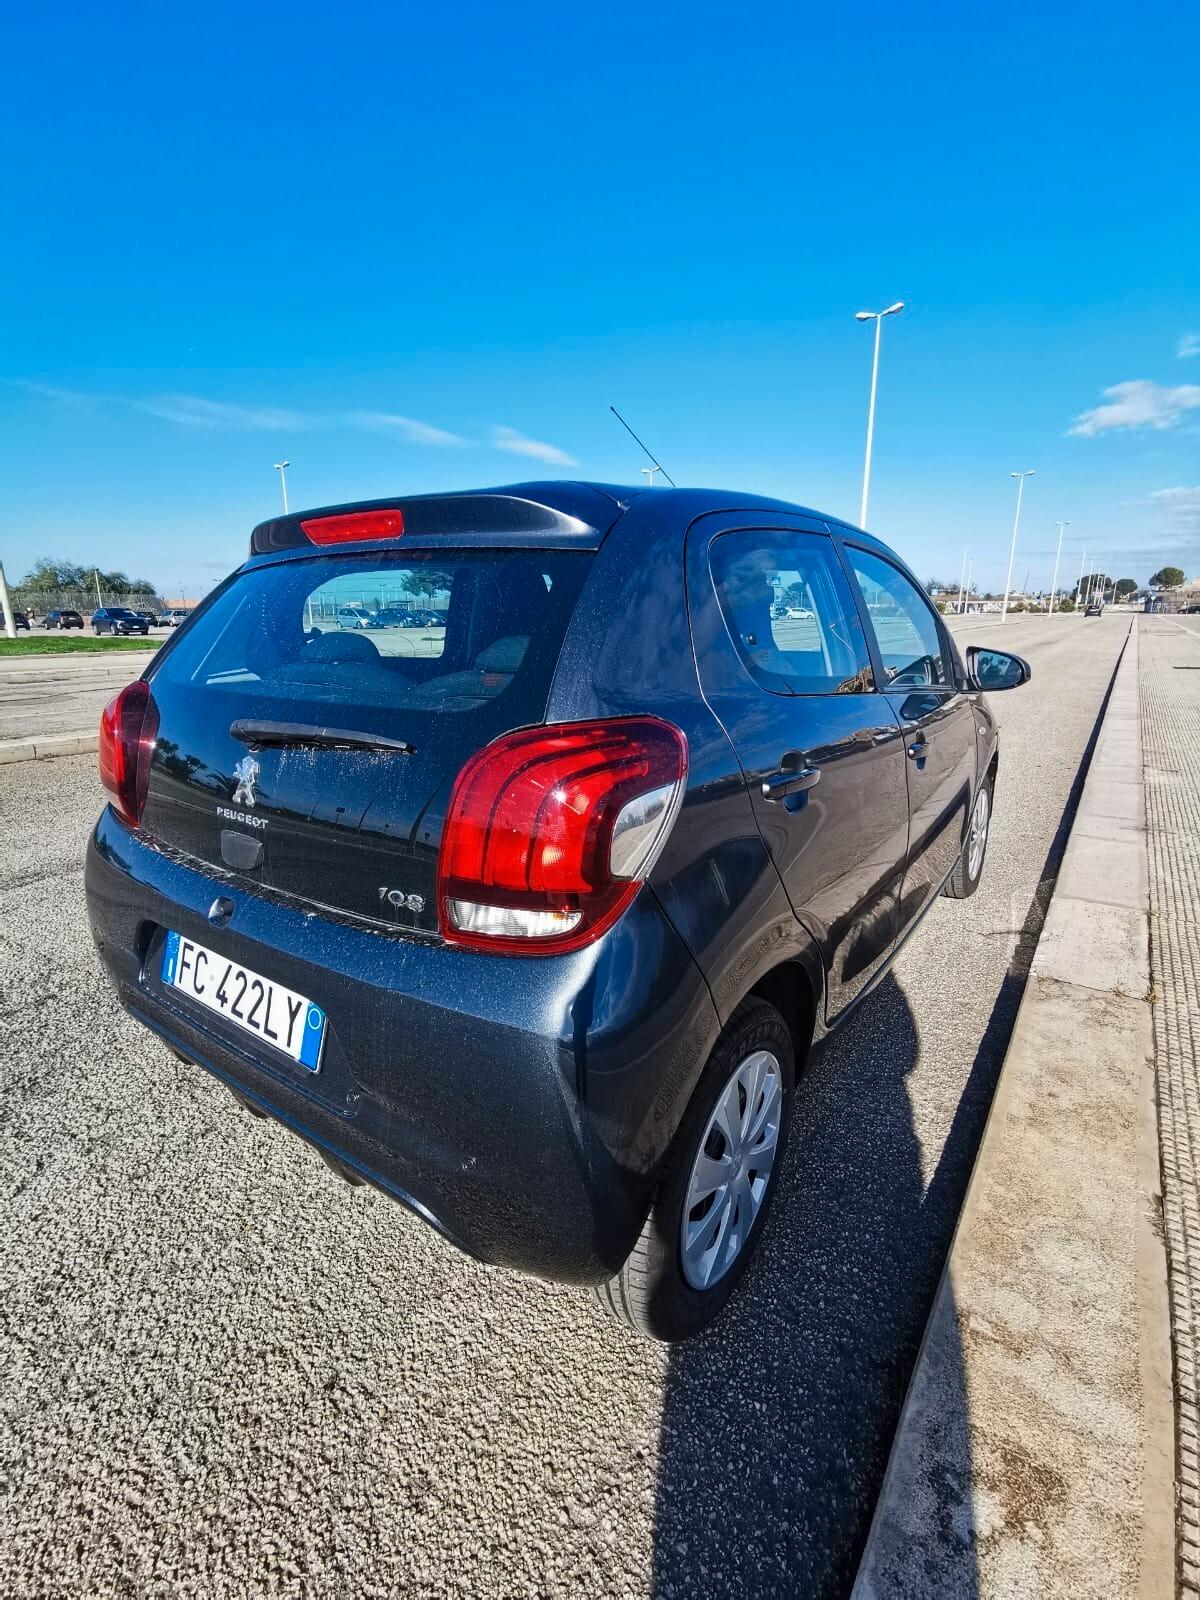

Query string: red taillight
[300,509,405,545]
[98,680,159,827]
[438,717,688,955]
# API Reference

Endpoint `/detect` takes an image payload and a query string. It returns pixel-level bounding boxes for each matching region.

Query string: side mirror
[966,646,1031,692]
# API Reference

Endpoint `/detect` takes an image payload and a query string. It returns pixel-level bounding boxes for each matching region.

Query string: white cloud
[17,379,580,465]
[1150,486,1200,532]
[345,411,466,446]
[1178,333,1200,360]
[133,394,312,431]
[1067,379,1200,437]
[489,425,578,466]
[12,379,93,404]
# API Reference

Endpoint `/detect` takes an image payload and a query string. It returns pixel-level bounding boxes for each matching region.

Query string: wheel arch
[738,946,822,1070]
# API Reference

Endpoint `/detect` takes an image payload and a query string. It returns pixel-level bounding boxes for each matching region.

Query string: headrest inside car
[475,635,529,673]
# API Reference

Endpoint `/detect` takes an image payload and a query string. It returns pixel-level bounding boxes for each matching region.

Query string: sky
[1,0,1197,599]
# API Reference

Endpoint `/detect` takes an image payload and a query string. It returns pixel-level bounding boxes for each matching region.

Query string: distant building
[1149,577,1200,613]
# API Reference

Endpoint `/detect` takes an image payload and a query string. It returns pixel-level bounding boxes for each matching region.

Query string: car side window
[847,548,950,690]
[709,529,874,695]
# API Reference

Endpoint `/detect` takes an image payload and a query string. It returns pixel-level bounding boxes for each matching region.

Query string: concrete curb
[853,621,1175,1599]
[0,731,98,764]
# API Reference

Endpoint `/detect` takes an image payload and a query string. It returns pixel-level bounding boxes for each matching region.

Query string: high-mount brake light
[98,679,159,828]
[299,509,405,545]
[438,717,688,955]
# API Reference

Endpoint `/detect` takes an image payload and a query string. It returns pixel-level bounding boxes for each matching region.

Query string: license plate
[161,930,327,1072]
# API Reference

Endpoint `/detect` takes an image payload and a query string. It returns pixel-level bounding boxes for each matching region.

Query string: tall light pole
[1001,470,1035,621]
[956,545,969,614]
[1048,520,1070,615]
[274,461,290,513]
[640,465,663,487]
[1075,547,1087,610]
[964,556,973,613]
[0,561,16,640]
[855,301,904,528]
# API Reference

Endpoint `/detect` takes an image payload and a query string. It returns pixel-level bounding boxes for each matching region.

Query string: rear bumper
[85,808,720,1285]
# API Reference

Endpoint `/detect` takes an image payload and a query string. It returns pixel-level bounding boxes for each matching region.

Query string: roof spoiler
[249,485,631,556]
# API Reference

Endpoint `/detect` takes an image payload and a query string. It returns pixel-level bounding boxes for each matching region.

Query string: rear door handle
[906,734,928,760]
[761,753,822,801]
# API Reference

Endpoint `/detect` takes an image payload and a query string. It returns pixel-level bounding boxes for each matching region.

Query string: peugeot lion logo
[232,756,260,808]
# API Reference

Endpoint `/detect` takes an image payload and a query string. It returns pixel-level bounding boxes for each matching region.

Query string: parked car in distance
[371,607,408,627]
[86,483,1030,1340]
[336,606,375,630]
[9,609,30,630]
[92,606,150,636]
[44,608,84,630]
[1184,604,1200,615]
[159,609,190,628]
[135,610,159,628]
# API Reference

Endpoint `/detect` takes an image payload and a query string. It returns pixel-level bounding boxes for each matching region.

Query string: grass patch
[0,635,161,656]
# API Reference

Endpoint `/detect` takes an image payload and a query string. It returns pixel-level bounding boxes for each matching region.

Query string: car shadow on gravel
[648,972,980,1600]
[649,640,1128,1600]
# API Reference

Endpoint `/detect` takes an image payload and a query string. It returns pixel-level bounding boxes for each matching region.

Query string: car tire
[943,775,993,899]
[594,996,795,1342]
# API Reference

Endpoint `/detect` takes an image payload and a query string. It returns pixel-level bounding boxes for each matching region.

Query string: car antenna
[609,405,676,487]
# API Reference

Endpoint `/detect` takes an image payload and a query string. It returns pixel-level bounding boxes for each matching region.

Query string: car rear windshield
[150,549,591,731]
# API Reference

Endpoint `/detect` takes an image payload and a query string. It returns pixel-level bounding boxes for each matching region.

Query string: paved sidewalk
[1141,615,1200,1595]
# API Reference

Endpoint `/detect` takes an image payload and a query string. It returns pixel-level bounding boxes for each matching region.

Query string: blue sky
[2,0,1197,598]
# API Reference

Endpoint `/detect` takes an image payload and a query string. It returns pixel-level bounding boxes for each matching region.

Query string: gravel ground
[0,614,1127,1598]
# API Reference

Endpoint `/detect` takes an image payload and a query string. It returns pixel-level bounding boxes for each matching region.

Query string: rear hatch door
[140,547,591,937]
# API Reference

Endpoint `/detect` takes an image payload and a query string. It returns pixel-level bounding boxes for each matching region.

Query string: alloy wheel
[968,785,990,880]
[680,1049,783,1290]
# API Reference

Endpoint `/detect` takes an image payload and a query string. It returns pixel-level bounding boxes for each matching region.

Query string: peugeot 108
[85,484,1030,1339]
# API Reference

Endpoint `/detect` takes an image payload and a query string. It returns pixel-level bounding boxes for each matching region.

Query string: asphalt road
[0,613,1129,1597]
[0,647,160,742]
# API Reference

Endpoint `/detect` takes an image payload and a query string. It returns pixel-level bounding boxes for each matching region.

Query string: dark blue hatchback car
[85,483,1029,1339]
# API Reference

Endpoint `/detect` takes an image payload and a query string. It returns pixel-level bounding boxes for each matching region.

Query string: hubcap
[680,1049,783,1291]
[968,786,990,879]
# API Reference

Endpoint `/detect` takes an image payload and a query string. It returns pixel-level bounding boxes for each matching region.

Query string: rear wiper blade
[230,719,414,754]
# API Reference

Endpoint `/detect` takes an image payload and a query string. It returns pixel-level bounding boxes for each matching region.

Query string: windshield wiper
[230,719,414,755]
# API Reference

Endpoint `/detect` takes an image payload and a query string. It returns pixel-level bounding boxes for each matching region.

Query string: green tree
[19,557,87,591]
[1057,596,1075,613]
[400,569,453,600]
[1150,566,1185,589]
[97,570,157,597]
[1115,577,1138,597]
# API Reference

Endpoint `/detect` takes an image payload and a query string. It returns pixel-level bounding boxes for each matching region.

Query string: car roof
[246,480,885,563]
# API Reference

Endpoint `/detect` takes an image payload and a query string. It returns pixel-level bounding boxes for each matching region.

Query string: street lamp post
[274,461,290,513]
[956,545,969,614]
[1001,470,1035,621]
[854,302,904,528]
[0,560,16,640]
[1048,520,1070,615]
[1075,548,1087,610]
